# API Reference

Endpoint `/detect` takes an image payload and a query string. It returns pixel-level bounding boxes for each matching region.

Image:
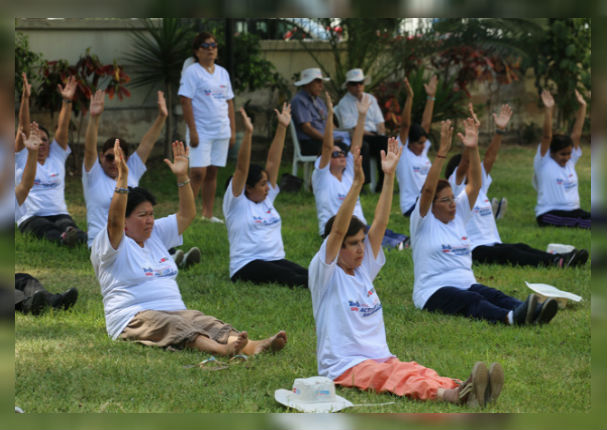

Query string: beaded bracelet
[114,187,129,194]
[177,179,191,188]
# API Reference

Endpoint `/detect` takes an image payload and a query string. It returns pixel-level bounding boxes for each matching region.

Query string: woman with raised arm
[533,89,590,229]
[223,104,308,287]
[396,75,437,216]
[15,75,87,247]
[410,118,558,326]
[308,142,503,407]
[90,139,286,356]
[445,104,588,268]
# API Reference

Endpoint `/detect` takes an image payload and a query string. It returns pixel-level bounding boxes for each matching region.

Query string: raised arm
[318,92,335,169]
[180,96,199,147]
[540,89,554,157]
[54,75,77,150]
[419,120,452,217]
[84,89,105,172]
[399,77,414,144]
[324,148,365,264]
[15,124,41,205]
[367,138,402,257]
[107,140,129,250]
[570,89,587,150]
[483,104,512,174]
[228,99,236,148]
[231,108,254,197]
[459,117,481,209]
[135,90,168,163]
[350,94,371,155]
[453,103,479,185]
[15,73,32,152]
[163,141,195,234]
[266,103,291,187]
[421,75,437,133]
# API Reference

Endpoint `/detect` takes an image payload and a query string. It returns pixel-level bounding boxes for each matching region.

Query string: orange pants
[334,358,459,400]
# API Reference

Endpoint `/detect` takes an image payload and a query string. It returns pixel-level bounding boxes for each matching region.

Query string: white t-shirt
[334,92,384,132]
[90,214,185,340]
[308,235,392,380]
[223,180,285,277]
[312,154,367,236]
[410,190,477,309]
[396,136,432,213]
[14,140,70,226]
[178,63,234,139]
[82,153,147,247]
[533,144,581,216]
[448,165,501,248]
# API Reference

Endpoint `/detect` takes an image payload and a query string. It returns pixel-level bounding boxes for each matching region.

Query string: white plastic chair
[290,120,317,190]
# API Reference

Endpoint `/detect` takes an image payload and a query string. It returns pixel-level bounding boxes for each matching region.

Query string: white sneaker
[202,215,224,224]
[496,197,508,220]
[171,249,184,266]
[180,247,201,269]
[491,197,499,217]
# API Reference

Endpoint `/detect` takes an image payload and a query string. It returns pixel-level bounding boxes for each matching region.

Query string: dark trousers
[18,214,86,244]
[472,242,557,267]
[231,259,308,288]
[424,284,522,324]
[14,273,58,312]
[363,134,388,192]
[537,209,591,229]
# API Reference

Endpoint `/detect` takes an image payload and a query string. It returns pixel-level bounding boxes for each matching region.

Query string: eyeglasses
[347,81,364,86]
[331,150,346,158]
[104,153,115,162]
[436,196,455,204]
[200,42,217,49]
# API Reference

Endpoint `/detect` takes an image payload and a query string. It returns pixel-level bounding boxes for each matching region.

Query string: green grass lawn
[15,143,591,413]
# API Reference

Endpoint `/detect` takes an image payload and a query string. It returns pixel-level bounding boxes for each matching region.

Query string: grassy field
[14,143,591,413]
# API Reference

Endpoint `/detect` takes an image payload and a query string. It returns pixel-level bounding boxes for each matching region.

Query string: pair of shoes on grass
[553,248,589,268]
[201,215,224,224]
[512,293,558,326]
[171,247,202,269]
[458,362,504,408]
[491,197,508,220]
[60,226,80,248]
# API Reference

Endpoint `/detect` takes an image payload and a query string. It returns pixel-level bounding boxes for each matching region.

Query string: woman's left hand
[457,117,479,148]
[157,90,168,117]
[274,102,291,127]
[380,137,402,174]
[58,75,77,101]
[163,140,190,177]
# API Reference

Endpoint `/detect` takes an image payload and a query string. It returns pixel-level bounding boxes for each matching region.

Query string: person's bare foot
[225,331,248,356]
[253,330,287,355]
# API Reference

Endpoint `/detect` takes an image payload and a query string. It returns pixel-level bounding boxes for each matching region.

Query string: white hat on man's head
[294,68,330,87]
[342,68,369,88]
[274,376,353,413]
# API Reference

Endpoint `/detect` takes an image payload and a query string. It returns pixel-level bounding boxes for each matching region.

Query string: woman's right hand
[457,117,479,148]
[541,89,555,109]
[352,147,365,186]
[114,139,128,180]
[438,119,453,155]
[89,89,105,117]
[240,107,254,133]
[23,122,42,152]
[356,94,372,116]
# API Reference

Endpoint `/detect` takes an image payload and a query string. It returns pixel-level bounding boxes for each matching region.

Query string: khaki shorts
[119,309,239,349]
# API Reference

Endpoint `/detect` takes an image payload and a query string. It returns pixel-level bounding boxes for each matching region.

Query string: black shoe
[512,294,538,325]
[28,291,48,315]
[53,288,78,310]
[534,298,558,325]
[564,249,588,268]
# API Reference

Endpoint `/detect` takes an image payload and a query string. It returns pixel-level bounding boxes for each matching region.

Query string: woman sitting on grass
[91,139,286,356]
[533,88,590,229]
[308,141,503,407]
[445,104,588,268]
[410,118,558,326]
[223,105,308,287]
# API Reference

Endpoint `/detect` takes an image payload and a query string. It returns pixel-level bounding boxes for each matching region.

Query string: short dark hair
[409,123,428,144]
[101,137,129,157]
[445,153,462,180]
[37,124,50,141]
[125,187,156,217]
[246,164,267,189]
[192,31,216,57]
[433,179,452,201]
[550,134,573,154]
[322,215,367,244]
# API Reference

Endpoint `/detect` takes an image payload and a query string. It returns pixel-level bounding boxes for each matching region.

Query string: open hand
[239,107,253,133]
[457,117,479,148]
[163,140,190,177]
[439,120,453,154]
[58,75,77,100]
[114,139,129,180]
[574,89,587,107]
[424,75,437,97]
[89,89,105,116]
[468,103,480,127]
[157,90,168,117]
[352,147,365,185]
[541,89,555,109]
[324,91,333,114]
[23,122,42,152]
[22,72,31,98]
[274,102,291,127]
[356,94,372,116]
[380,137,402,175]
[493,104,513,129]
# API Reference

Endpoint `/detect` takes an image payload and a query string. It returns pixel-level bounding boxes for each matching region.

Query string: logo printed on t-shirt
[441,244,470,256]
[348,299,382,317]
[142,265,177,278]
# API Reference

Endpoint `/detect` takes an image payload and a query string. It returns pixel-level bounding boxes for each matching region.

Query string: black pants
[472,242,557,267]
[424,284,522,324]
[537,209,591,229]
[18,214,86,244]
[14,273,58,313]
[363,134,388,192]
[231,259,308,288]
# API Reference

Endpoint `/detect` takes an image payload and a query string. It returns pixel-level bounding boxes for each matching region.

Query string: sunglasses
[200,42,217,49]
[104,153,115,162]
[331,150,346,158]
[347,81,364,86]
